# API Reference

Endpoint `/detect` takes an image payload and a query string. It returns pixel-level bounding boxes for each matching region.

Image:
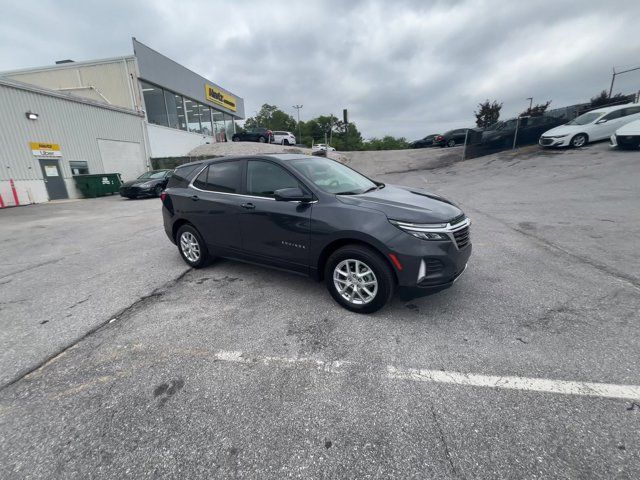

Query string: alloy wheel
[572,135,586,147]
[180,231,201,263]
[333,259,378,305]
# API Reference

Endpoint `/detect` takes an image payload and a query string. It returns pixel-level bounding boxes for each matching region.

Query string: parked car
[120,169,172,199]
[273,131,296,145]
[610,119,640,150]
[434,129,469,147]
[482,116,564,148]
[312,143,336,152]
[539,103,640,148]
[410,134,439,148]
[162,155,471,313]
[231,128,274,143]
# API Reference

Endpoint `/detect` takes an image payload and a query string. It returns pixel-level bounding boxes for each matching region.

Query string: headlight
[389,220,450,241]
[547,135,568,138]
[139,181,154,188]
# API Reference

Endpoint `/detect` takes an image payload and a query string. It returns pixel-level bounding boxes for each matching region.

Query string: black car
[162,155,471,313]
[231,128,274,143]
[434,129,469,147]
[482,116,564,148]
[410,134,439,148]
[120,170,173,199]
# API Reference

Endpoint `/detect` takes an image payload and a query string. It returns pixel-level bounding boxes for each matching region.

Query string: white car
[610,119,640,150]
[272,131,296,145]
[539,103,640,148]
[312,143,336,152]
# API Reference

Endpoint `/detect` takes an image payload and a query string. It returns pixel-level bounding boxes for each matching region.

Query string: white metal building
[2,38,245,159]
[0,78,148,206]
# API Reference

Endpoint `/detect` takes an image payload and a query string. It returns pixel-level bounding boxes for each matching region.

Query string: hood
[122,178,161,188]
[541,124,580,137]
[336,184,463,224]
[616,119,640,135]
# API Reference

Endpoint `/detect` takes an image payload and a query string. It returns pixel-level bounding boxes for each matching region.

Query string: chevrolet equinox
[162,154,471,313]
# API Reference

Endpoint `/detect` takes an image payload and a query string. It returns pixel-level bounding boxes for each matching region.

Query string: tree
[243,104,296,132]
[362,136,409,150]
[520,100,551,117]
[474,100,503,128]
[590,90,634,108]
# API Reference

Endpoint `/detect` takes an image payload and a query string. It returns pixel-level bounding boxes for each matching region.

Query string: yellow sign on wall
[30,142,62,157]
[205,84,237,112]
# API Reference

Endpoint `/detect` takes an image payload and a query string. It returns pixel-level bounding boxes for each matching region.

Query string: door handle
[241,202,255,210]
[190,195,199,201]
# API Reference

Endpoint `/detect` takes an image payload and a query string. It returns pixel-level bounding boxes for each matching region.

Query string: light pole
[292,104,303,145]
[526,97,533,112]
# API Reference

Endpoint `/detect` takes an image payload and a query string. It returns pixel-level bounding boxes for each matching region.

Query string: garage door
[97,139,146,181]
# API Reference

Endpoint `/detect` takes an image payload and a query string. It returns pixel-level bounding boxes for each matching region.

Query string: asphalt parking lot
[1,143,639,479]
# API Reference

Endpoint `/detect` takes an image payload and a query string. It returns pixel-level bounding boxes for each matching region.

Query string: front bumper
[611,133,640,150]
[120,186,154,197]
[539,136,570,147]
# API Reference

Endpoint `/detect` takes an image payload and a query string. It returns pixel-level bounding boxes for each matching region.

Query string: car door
[187,160,244,254]
[238,159,312,271]
[591,109,625,140]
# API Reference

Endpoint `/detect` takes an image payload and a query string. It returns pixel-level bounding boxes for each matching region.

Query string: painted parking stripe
[209,350,640,400]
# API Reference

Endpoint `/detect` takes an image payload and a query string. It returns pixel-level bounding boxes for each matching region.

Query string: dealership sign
[205,84,237,112]
[30,142,61,157]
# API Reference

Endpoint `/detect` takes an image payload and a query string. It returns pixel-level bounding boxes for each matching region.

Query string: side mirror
[274,187,313,202]
[596,119,607,124]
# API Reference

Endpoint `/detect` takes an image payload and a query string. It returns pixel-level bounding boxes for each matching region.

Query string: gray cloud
[1,0,639,140]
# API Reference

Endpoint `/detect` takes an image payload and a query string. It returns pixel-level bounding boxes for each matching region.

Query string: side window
[193,161,242,193]
[167,164,200,188]
[621,106,640,117]
[246,161,300,198]
[602,109,624,121]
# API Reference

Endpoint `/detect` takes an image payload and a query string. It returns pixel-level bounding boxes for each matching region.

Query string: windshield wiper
[362,186,379,193]
[335,190,360,195]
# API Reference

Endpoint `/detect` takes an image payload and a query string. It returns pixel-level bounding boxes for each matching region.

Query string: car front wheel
[570,133,588,148]
[232,136,240,142]
[176,224,211,268]
[447,139,456,147]
[324,245,395,313]
[258,136,266,143]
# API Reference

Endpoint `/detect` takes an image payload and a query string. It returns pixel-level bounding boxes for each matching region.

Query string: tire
[324,245,395,314]
[570,133,588,148]
[283,139,290,145]
[447,139,456,147]
[258,136,266,143]
[232,136,240,142]
[176,224,211,268]
[154,186,163,197]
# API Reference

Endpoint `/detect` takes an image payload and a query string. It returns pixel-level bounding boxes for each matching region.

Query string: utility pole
[609,65,640,98]
[292,105,303,145]
[526,97,533,111]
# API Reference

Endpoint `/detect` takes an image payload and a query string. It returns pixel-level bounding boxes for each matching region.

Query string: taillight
[160,191,167,202]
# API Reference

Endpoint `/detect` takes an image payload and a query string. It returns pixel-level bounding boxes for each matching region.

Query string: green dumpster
[74,173,122,198]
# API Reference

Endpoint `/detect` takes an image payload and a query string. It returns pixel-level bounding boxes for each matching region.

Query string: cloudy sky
[2,0,639,140]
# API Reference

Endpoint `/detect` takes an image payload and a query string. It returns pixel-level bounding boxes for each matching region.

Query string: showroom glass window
[200,105,213,136]
[140,81,168,127]
[165,91,187,130]
[185,99,202,133]
[212,110,225,142]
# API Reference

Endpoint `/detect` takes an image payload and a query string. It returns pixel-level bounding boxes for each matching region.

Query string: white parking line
[210,350,640,400]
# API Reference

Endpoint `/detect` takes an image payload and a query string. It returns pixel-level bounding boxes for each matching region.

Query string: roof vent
[55,59,75,64]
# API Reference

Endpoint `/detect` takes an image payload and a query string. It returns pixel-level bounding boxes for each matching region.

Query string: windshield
[288,157,378,194]
[138,170,168,179]
[567,112,603,125]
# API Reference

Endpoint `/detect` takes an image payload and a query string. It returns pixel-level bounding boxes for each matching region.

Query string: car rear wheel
[324,245,395,313]
[447,139,456,147]
[258,136,266,143]
[570,133,588,148]
[176,225,211,268]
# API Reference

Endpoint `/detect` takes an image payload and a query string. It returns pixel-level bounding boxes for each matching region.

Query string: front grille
[540,137,554,146]
[617,135,640,148]
[452,224,470,249]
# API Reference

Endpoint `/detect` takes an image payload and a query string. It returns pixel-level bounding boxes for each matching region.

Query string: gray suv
[162,154,471,313]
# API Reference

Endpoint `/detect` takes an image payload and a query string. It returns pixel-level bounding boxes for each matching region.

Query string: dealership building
[0,38,244,205]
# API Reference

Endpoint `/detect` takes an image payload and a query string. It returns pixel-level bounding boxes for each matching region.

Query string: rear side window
[193,161,242,193]
[602,109,624,121]
[167,164,201,188]
[246,161,300,198]
[621,106,640,117]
